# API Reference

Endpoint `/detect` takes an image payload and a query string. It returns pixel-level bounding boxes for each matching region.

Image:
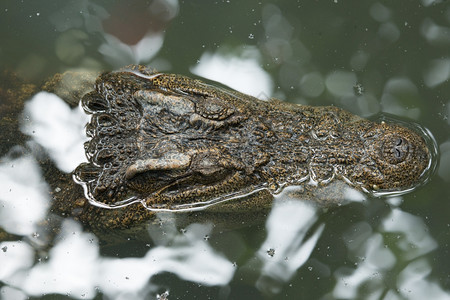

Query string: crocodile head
[73,66,436,212]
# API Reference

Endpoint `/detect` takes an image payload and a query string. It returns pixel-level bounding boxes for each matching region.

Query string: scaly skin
[0,66,432,233]
[66,65,431,231]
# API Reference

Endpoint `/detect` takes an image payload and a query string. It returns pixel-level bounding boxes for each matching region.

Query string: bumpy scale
[74,65,431,213]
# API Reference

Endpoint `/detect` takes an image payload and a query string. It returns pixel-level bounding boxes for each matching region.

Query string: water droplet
[157,291,169,300]
[353,83,365,95]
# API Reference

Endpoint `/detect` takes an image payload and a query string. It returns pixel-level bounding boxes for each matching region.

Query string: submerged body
[0,66,434,232]
[64,65,432,229]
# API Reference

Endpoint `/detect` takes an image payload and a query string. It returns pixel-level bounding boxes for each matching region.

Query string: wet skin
[0,66,433,232]
[63,65,432,229]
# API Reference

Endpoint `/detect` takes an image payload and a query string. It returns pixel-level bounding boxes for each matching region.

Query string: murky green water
[1,0,449,299]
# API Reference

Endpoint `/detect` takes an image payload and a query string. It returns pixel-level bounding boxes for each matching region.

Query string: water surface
[0,1,449,299]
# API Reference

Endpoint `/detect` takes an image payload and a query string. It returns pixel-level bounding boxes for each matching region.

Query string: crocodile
[0,66,434,233]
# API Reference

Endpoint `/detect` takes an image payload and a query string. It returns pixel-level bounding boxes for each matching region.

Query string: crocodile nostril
[381,136,409,164]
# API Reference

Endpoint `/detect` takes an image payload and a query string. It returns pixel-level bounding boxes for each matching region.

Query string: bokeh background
[0,1,449,299]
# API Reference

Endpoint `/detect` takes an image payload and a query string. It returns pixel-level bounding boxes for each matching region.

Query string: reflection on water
[438,141,450,182]
[0,219,234,299]
[1,0,449,299]
[332,208,446,300]
[191,47,273,99]
[0,155,49,236]
[254,198,324,295]
[99,0,179,67]
[421,17,450,46]
[21,92,89,173]
[423,58,450,88]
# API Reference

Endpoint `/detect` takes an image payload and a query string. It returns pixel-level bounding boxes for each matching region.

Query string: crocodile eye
[382,136,409,164]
